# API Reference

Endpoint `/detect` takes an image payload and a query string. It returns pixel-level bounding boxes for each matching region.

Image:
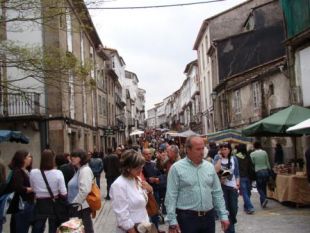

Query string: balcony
[115,93,126,108]
[127,117,135,127]
[0,92,40,117]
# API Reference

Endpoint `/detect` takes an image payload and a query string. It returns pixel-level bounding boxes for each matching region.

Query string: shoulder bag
[146,191,159,217]
[86,178,101,217]
[136,176,159,217]
[40,170,69,224]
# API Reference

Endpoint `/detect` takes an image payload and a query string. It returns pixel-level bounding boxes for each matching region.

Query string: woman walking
[110,149,151,233]
[30,149,67,233]
[214,143,240,233]
[67,149,94,233]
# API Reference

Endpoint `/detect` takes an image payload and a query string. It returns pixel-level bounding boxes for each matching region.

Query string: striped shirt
[165,157,228,225]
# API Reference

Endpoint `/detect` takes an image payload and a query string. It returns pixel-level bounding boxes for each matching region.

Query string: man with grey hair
[165,136,229,233]
[164,145,181,173]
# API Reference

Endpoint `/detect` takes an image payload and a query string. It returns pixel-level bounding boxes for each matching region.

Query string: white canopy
[177,129,200,137]
[286,118,310,135]
[130,129,144,136]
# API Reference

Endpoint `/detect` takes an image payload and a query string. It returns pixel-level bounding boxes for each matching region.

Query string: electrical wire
[87,0,227,10]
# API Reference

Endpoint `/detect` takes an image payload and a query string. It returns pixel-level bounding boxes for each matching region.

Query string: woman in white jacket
[110,149,152,233]
[67,149,94,233]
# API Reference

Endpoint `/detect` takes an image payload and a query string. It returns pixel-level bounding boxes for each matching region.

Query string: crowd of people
[0,133,280,233]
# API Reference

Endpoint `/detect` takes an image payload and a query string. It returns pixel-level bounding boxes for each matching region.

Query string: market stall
[267,173,310,205]
[242,105,310,206]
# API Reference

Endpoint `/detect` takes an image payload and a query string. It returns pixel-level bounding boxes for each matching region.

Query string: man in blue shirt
[165,136,229,233]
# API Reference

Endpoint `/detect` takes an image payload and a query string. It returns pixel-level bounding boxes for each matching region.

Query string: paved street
[3,173,310,232]
[95,174,310,233]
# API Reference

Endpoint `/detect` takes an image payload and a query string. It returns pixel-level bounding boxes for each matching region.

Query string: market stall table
[267,174,310,205]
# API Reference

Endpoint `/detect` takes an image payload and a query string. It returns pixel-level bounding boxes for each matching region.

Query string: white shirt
[220,157,237,188]
[110,175,149,233]
[30,169,67,198]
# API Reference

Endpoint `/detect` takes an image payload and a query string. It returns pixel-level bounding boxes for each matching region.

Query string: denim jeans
[15,202,35,233]
[95,175,101,188]
[177,209,215,233]
[240,177,255,212]
[256,169,270,205]
[222,185,238,233]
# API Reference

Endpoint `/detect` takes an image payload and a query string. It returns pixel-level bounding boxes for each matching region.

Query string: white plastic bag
[57,217,84,233]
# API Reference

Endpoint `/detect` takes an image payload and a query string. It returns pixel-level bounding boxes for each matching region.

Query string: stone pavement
[95,174,310,233]
[3,173,310,232]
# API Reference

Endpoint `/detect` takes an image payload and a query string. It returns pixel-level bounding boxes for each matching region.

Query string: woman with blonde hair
[110,149,153,233]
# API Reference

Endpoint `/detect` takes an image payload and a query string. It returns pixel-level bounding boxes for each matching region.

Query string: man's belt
[176,208,213,217]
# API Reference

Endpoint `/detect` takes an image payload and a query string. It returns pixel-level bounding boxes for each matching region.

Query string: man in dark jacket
[103,148,121,200]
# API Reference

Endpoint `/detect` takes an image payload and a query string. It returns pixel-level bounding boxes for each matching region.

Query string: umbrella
[177,129,200,137]
[0,130,30,144]
[242,105,310,136]
[129,129,144,136]
[164,130,179,137]
[286,118,310,135]
[207,129,253,144]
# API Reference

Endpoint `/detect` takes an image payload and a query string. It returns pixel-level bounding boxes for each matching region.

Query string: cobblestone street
[3,173,310,233]
[94,174,310,233]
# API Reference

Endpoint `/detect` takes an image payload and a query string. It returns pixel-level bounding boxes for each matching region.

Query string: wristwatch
[169,225,177,229]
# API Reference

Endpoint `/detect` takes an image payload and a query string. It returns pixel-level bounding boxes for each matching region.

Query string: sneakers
[246,209,255,214]
[262,199,268,208]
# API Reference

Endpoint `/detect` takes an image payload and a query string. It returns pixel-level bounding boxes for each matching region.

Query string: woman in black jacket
[6,149,34,233]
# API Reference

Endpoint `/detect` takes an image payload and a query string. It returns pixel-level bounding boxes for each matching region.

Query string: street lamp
[210,91,217,132]
[210,91,217,101]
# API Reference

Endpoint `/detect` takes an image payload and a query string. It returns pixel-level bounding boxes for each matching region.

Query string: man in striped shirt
[165,136,229,233]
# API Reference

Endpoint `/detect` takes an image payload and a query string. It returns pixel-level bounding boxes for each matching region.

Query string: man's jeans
[256,169,270,205]
[240,177,255,212]
[177,209,215,233]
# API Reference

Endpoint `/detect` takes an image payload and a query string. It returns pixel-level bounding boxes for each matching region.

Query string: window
[80,32,85,65]
[244,13,255,31]
[234,90,241,114]
[99,96,103,115]
[90,46,94,78]
[252,82,261,109]
[66,9,73,52]
[205,35,209,64]
[201,45,205,70]
[69,72,75,119]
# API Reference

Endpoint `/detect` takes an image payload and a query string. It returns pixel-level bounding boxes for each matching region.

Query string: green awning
[242,105,310,137]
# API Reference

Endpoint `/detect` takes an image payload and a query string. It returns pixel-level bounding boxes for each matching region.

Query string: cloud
[89,0,246,111]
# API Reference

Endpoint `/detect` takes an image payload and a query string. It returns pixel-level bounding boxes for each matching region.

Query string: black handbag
[40,170,69,224]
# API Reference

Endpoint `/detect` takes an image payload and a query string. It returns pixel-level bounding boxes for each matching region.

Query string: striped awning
[207,129,253,144]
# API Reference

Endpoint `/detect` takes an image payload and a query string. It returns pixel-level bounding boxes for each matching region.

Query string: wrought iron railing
[0,92,40,117]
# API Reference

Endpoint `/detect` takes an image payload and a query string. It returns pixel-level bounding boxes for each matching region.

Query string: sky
[88,0,246,112]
